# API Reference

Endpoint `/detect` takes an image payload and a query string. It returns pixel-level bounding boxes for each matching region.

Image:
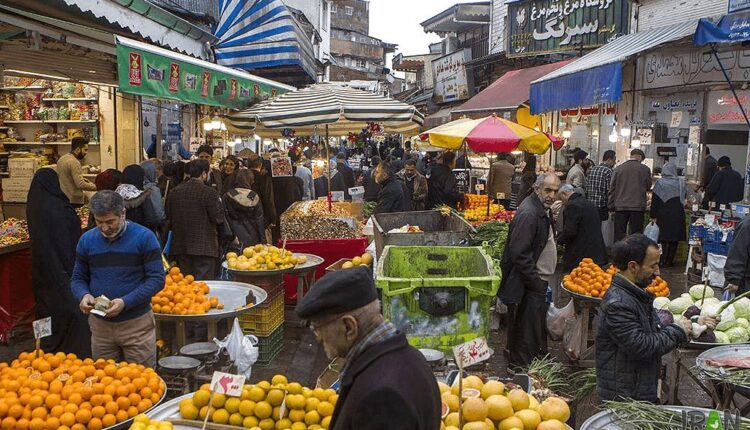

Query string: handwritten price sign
[453,337,491,368]
[210,371,246,397]
[33,317,52,340]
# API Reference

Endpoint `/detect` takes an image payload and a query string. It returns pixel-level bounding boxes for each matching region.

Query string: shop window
[345,6,353,15]
[356,59,367,69]
[331,4,337,13]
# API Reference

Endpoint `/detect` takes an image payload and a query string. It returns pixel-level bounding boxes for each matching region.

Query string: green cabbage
[715,331,731,343]
[724,326,750,343]
[700,297,721,308]
[734,297,750,319]
[716,306,737,331]
[653,297,670,310]
[689,284,714,301]
[668,297,695,315]
[737,318,750,330]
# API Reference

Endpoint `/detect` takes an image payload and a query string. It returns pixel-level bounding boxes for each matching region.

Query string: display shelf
[3,120,97,124]
[0,106,8,109]
[0,172,9,176]
[42,98,97,102]
[0,152,8,156]
[0,86,47,91]
[0,141,99,146]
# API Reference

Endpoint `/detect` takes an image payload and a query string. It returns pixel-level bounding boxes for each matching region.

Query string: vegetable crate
[372,210,476,258]
[703,230,734,256]
[254,324,284,364]
[239,283,284,337]
[375,246,500,354]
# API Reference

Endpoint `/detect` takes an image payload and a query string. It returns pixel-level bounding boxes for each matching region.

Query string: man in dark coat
[373,163,406,214]
[702,146,718,189]
[499,173,560,368]
[704,156,743,209]
[296,267,440,430]
[196,144,224,195]
[596,234,716,402]
[336,152,356,190]
[557,184,608,272]
[166,160,224,280]
[725,214,750,295]
[428,151,464,209]
[397,160,429,211]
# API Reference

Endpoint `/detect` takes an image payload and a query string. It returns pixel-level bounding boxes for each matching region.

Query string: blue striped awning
[213,0,318,84]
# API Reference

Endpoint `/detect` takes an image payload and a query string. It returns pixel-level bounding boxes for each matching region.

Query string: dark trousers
[506,284,549,369]
[175,255,217,281]
[614,210,645,242]
[597,206,609,222]
[660,241,678,267]
[497,199,511,209]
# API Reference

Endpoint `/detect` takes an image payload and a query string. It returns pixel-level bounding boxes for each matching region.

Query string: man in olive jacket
[596,234,717,402]
[296,267,440,430]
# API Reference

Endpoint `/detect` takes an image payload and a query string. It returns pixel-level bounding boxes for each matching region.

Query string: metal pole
[326,124,332,211]
[155,99,162,161]
[710,44,750,198]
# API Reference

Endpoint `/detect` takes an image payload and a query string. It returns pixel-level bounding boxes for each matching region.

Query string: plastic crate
[375,246,500,354]
[703,229,734,256]
[688,224,707,242]
[239,284,284,336]
[254,325,284,364]
[372,210,475,258]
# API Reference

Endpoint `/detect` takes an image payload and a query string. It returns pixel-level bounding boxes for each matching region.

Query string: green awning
[116,36,294,109]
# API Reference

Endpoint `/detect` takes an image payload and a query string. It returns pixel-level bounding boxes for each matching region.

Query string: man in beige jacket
[57,137,96,207]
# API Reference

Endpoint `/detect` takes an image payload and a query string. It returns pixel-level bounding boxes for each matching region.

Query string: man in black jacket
[596,234,717,402]
[336,152,356,191]
[557,184,608,272]
[373,162,406,214]
[702,146,718,189]
[704,156,743,209]
[725,214,750,295]
[362,156,381,202]
[500,173,560,367]
[428,151,464,209]
[296,267,440,430]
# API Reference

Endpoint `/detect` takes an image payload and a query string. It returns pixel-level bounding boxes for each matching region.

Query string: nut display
[281,201,362,240]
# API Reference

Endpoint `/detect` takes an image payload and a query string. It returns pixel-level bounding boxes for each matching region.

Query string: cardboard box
[316,357,345,389]
[8,158,38,178]
[1,188,27,203]
[2,177,32,191]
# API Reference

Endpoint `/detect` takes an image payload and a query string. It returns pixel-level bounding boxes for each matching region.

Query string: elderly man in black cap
[296,267,440,430]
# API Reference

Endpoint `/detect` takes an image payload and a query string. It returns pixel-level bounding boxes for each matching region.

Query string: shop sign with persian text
[507,0,631,57]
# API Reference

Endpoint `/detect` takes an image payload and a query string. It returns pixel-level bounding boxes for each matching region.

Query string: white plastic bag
[546,300,575,341]
[563,313,583,361]
[214,318,259,379]
[707,253,727,288]
[602,216,614,248]
[644,221,660,242]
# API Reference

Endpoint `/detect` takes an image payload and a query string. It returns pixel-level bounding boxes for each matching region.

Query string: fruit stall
[0,218,33,344]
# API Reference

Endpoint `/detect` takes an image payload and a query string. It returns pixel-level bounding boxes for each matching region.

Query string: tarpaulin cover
[694,11,750,45]
[530,62,623,115]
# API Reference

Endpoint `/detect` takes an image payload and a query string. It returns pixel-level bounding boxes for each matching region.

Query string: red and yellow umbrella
[419,115,563,154]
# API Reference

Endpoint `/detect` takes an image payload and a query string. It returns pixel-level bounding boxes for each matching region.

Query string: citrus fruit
[507,389,530,412]
[515,409,542,430]
[539,397,570,422]
[485,394,514,421]
[480,380,505,399]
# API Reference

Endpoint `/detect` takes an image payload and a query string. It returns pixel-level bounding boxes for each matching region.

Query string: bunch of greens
[605,400,750,430]
[363,201,377,219]
[470,221,509,265]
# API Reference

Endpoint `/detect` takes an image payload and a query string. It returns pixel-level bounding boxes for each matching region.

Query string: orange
[87,417,103,430]
[127,406,138,417]
[63,403,78,414]
[44,394,61,409]
[75,409,91,424]
[30,407,46,420]
[115,410,128,422]
[68,393,83,406]
[90,406,105,419]
[101,414,116,427]
[49,405,64,418]
[116,397,130,410]
[59,412,75,427]
[104,402,118,415]
[28,417,45,430]
[8,404,23,419]
[45,416,60,430]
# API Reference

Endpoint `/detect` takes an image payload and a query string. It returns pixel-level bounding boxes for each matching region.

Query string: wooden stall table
[560,283,600,368]
[154,281,267,352]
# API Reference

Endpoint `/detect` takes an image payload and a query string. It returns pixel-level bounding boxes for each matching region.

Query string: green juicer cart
[375,246,500,353]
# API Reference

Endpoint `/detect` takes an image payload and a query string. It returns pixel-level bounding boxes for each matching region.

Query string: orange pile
[0,351,164,430]
[646,276,670,297]
[463,194,489,210]
[563,258,670,299]
[563,258,617,299]
[150,267,223,315]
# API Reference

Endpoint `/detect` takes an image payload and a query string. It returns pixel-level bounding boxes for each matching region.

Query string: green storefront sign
[116,37,289,109]
[507,0,631,58]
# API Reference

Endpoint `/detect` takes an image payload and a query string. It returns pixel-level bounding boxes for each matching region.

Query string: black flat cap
[295,266,377,319]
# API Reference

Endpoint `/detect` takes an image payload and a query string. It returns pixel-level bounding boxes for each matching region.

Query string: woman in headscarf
[220,155,239,196]
[650,162,687,267]
[141,160,166,235]
[115,164,163,232]
[26,168,90,356]
[94,169,122,191]
[224,169,266,247]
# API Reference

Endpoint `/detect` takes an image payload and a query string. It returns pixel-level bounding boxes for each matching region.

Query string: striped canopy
[419,116,562,154]
[225,83,424,136]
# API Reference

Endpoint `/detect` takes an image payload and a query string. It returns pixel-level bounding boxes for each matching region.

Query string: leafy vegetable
[689,284,714,301]
[715,306,737,331]
[735,297,750,319]
[470,221,509,268]
[653,297,670,310]
[715,331,730,343]
[725,326,750,343]
[656,309,673,325]
[737,318,750,330]
[668,296,694,315]
[695,329,716,343]
[682,306,701,319]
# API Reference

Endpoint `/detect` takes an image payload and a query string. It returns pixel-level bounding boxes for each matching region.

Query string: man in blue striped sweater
[71,190,165,367]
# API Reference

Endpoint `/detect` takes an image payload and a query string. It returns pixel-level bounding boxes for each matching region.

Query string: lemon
[211,393,227,408]
[259,418,275,430]
[249,386,266,402]
[179,402,199,420]
[305,411,321,426]
[316,401,334,417]
[321,416,331,429]
[229,413,244,426]
[242,416,259,429]
[225,397,241,414]
[267,389,285,406]
[286,382,303,395]
[239,400,256,416]
[352,256,362,266]
[192,389,211,408]
[212,409,230,424]
[133,414,150,425]
[254,401,273,419]
[275,418,292,429]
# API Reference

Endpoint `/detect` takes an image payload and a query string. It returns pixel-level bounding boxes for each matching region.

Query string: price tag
[452,337,491,368]
[33,317,52,339]
[475,184,484,191]
[692,204,699,212]
[210,371,246,397]
[720,204,726,211]
[496,192,505,200]
[722,231,730,242]
[709,201,715,210]
[330,191,345,201]
[704,214,716,226]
